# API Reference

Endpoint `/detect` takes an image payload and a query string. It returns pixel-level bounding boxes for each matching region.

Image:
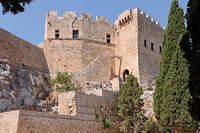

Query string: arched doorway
[123,69,129,82]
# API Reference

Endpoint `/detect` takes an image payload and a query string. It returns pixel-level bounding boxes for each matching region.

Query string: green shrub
[102,116,112,129]
[49,72,77,93]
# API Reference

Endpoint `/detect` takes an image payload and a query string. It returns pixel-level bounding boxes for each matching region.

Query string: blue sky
[0,0,187,45]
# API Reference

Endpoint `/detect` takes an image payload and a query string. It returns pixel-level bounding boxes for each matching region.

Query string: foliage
[117,74,146,133]
[161,33,193,128]
[0,0,33,14]
[102,116,112,129]
[186,0,200,121]
[49,72,77,93]
[145,118,161,133]
[153,0,186,124]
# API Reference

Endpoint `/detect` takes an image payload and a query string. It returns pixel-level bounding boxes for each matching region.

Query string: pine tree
[161,33,193,128]
[186,0,200,121]
[153,0,185,123]
[117,74,146,133]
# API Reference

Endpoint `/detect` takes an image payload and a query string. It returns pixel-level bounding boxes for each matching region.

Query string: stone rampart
[0,28,48,71]
[0,29,50,112]
[42,39,115,77]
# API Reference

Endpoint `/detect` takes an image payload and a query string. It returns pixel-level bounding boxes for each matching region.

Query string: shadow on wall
[0,28,51,112]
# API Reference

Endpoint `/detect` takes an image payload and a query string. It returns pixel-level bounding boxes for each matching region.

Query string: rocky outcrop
[0,58,50,112]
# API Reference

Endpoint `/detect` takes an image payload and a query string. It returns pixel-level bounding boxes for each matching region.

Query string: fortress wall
[17,110,104,133]
[43,39,115,79]
[42,39,83,76]
[45,11,115,43]
[0,28,47,70]
[0,29,50,113]
[137,10,164,89]
[0,110,19,133]
[16,110,120,133]
[58,90,119,125]
[58,90,118,116]
[115,9,140,80]
[75,55,112,90]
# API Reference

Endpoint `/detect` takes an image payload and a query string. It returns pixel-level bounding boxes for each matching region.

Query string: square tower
[115,8,164,89]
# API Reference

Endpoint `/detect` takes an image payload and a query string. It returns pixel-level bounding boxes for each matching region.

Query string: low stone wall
[58,90,119,123]
[0,110,19,133]
[0,110,120,133]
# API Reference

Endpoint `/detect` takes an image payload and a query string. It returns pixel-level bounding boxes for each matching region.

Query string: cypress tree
[161,33,193,128]
[117,74,146,133]
[186,0,200,121]
[153,0,185,122]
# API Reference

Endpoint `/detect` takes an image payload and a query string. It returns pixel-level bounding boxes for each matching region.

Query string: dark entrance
[123,69,129,82]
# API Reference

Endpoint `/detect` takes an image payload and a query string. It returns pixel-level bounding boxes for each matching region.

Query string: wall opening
[55,30,59,39]
[20,99,25,106]
[144,40,147,47]
[73,30,79,39]
[123,69,129,82]
[151,42,154,51]
[159,46,162,54]
[106,34,111,43]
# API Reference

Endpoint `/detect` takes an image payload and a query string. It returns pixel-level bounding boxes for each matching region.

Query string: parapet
[47,11,58,17]
[47,10,111,24]
[139,9,161,26]
[63,11,76,18]
[115,8,162,28]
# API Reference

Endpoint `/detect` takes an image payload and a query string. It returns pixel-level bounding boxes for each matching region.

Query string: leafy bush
[102,116,112,128]
[49,72,77,93]
[145,118,161,133]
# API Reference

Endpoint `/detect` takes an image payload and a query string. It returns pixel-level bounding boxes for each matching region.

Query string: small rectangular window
[55,30,59,39]
[73,30,79,39]
[20,99,25,106]
[144,40,147,47]
[151,42,154,51]
[159,46,162,53]
[117,32,119,36]
[107,34,111,43]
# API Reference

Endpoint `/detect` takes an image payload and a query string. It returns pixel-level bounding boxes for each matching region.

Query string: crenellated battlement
[139,10,161,26]
[47,10,111,24]
[115,8,162,29]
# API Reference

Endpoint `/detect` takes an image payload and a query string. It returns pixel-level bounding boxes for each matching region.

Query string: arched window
[123,69,129,82]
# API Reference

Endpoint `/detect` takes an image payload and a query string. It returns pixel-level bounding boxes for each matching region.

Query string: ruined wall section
[45,11,115,44]
[58,90,119,127]
[115,9,140,80]
[137,10,164,89]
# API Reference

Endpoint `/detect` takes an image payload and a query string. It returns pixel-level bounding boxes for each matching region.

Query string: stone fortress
[0,8,164,133]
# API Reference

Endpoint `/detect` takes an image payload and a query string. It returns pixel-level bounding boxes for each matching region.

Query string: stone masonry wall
[75,55,113,91]
[42,39,115,78]
[137,10,164,89]
[0,28,48,70]
[115,9,140,81]
[0,110,19,133]
[45,11,115,44]
[17,110,120,133]
[0,29,50,112]
[58,90,120,128]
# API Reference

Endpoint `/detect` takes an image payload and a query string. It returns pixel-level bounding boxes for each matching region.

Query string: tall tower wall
[137,10,164,89]
[115,9,140,81]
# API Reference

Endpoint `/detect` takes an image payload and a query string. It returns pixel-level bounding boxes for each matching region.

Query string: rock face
[0,58,50,112]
